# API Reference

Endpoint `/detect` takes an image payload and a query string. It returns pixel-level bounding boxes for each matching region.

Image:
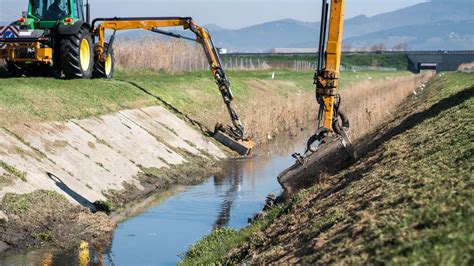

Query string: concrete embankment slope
[181,72,473,264]
[0,105,225,251]
[0,105,225,203]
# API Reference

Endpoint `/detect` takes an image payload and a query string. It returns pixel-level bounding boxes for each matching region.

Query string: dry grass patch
[115,37,207,73]
[458,62,474,73]
[341,72,433,140]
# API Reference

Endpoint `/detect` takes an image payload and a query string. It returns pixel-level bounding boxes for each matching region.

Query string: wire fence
[114,37,318,72]
[0,37,404,73]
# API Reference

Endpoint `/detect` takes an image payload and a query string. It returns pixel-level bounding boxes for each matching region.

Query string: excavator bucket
[213,123,255,156]
[277,136,353,196]
[214,130,255,156]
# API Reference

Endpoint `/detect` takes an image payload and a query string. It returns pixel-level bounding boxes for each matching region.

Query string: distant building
[218,48,228,54]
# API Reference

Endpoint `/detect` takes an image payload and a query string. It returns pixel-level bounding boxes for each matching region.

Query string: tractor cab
[24,0,88,29]
[30,0,71,21]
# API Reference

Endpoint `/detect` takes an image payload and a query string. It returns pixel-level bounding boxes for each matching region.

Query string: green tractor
[0,0,114,79]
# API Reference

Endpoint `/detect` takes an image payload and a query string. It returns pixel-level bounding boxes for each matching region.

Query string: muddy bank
[0,190,114,253]
[0,156,222,253]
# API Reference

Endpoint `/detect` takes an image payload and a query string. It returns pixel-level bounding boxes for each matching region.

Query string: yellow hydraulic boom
[293,0,355,163]
[91,17,255,155]
[277,0,356,194]
[317,0,344,131]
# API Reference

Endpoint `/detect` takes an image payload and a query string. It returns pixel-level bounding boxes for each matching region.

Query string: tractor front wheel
[93,43,115,79]
[59,27,94,79]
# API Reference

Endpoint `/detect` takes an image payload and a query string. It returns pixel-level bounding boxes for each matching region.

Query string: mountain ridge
[208,0,474,52]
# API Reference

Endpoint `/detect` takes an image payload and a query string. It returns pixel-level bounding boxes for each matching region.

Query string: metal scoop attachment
[214,123,255,156]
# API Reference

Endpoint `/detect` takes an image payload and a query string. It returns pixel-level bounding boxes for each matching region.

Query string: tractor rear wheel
[93,43,115,79]
[59,26,94,79]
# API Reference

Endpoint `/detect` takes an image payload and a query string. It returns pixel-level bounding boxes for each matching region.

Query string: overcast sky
[1,0,428,29]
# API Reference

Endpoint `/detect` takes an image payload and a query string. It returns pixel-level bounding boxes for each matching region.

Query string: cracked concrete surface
[0,105,225,204]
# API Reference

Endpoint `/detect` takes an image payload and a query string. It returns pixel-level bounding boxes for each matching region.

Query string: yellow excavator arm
[278,0,356,193]
[91,17,254,155]
[292,0,356,164]
[316,0,344,131]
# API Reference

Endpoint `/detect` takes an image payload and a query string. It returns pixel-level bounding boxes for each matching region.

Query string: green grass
[0,69,408,126]
[0,160,27,181]
[180,203,289,265]
[33,231,55,242]
[0,76,157,125]
[180,72,474,264]
[0,190,67,213]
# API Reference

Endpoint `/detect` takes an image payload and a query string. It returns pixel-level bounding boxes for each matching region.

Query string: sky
[1,0,428,29]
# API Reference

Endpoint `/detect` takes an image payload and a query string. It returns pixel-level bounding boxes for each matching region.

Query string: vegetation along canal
[0,136,305,265]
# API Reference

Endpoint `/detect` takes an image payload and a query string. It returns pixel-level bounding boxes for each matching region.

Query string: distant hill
[345,20,474,51]
[206,0,474,52]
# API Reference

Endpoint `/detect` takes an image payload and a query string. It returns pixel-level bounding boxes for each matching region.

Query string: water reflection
[0,136,303,265]
[213,168,243,227]
[0,242,113,266]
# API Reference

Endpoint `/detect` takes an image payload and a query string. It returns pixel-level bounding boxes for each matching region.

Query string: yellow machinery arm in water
[91,17,255,155]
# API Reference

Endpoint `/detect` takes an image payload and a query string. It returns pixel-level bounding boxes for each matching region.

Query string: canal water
[0,137,305,265]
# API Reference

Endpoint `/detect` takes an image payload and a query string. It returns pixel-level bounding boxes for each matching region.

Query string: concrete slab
[140,106,226,159]
[0,104,225,204]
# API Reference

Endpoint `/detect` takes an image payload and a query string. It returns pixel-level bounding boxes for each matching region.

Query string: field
[181,72,474,264]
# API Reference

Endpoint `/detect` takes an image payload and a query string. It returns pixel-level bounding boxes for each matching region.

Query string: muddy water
[0,136,306,265]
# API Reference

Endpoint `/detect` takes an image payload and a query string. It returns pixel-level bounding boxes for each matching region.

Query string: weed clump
[0,161,27,182]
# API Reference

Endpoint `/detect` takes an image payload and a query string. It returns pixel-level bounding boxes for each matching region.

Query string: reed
[114,37,208,73]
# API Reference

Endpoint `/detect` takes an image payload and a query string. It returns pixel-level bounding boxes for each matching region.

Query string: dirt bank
[0,191,114,252]
[181,72,474,264]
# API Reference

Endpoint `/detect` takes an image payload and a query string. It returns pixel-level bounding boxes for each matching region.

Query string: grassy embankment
[0,69,407,132]
[180,72,474,264]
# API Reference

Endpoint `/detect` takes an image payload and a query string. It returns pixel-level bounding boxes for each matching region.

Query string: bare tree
[370,43,386,52]
[392,42,408,51]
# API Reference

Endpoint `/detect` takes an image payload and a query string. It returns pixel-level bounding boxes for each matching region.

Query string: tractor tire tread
[93,43,115,79]
[59,26,93,79]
